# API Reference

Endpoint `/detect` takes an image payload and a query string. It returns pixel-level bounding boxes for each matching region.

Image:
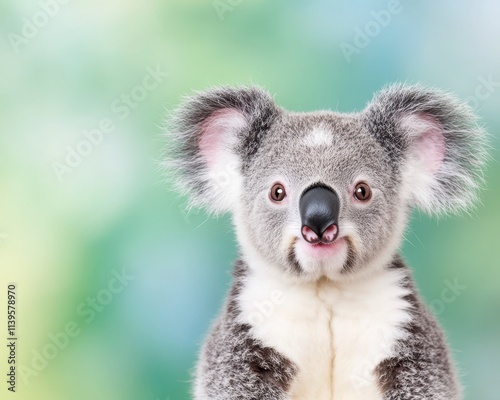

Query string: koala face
[237,113,404,281]
[168,85,486,282]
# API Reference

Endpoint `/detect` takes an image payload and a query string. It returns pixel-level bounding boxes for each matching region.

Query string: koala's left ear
[166,86,280,214]
[363,84,487,214]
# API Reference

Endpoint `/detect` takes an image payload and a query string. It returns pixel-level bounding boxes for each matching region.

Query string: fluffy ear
[166,86,279,214]
[363,84,487,214]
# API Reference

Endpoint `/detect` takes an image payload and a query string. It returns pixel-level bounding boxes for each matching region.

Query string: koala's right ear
[363,84,487,215]
[166,86,280,214]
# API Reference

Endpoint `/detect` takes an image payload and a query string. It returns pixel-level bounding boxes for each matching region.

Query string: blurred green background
[0,1,499,399]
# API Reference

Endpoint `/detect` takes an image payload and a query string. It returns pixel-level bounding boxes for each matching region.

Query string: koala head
[168,85,486,282]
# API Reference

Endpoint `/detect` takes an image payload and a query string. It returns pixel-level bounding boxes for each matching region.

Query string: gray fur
[166,84,487,399]
[363,84,486,214]
[194,261,297,400]
[165,86,279,213]
[375,256,461,399]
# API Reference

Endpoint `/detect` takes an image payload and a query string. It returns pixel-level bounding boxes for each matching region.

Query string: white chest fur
[237,265,412,400]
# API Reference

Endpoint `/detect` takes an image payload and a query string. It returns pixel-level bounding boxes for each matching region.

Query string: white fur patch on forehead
[302,126,333,147]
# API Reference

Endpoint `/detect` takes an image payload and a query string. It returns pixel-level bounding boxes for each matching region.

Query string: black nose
[299,185,340,244]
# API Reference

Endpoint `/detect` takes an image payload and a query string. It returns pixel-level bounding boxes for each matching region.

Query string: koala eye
[354,182,372,202]
[270,183,287,202]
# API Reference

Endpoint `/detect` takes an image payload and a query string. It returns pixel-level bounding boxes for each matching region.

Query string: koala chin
[167,84,487,400]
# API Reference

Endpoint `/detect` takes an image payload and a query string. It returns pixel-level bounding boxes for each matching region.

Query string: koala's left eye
[354,182,372,201]
[270,183,287,202]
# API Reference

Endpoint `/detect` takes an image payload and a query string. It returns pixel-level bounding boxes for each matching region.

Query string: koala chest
[237,268,412,400]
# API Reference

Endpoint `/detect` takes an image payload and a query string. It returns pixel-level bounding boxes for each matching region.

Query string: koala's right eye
[270,183,287,202]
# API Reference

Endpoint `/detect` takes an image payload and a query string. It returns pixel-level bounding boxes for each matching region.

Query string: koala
[167,84,486,400]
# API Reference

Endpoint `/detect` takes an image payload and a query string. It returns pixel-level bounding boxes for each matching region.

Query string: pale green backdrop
[0,1,499,399]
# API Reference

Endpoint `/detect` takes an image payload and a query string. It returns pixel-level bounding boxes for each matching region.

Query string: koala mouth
[299,237,346,258]
[288,236,356,276]
[310,242,334,247]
